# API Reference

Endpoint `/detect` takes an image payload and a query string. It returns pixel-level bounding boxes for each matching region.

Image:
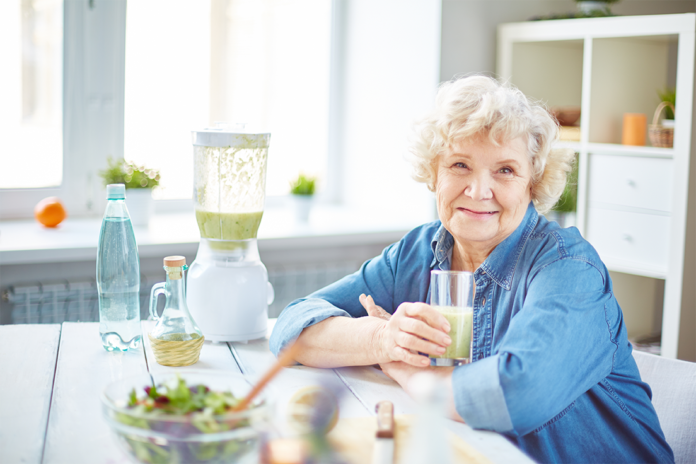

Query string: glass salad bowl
[101,370,271,464]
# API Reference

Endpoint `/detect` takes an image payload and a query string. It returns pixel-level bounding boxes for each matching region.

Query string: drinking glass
[429,270,474,367]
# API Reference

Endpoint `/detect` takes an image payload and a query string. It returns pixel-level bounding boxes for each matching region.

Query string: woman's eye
[499,167,513,174]
[453,162,468,169]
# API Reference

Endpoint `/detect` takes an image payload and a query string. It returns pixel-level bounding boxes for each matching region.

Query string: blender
[187,123,274,342]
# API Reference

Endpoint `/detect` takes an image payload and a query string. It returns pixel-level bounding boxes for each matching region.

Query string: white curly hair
[410,75,574,214]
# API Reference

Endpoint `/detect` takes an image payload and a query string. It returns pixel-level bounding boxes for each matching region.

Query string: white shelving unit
[498,14,696,360]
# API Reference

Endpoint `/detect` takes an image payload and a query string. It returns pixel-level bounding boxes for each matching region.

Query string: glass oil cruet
[147,256,204,366]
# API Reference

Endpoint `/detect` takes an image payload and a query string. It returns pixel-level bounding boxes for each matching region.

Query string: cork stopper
[164,256,186,267]
[163,256,186,280]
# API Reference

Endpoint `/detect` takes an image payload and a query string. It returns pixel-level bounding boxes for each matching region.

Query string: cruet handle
[149,282,166,321]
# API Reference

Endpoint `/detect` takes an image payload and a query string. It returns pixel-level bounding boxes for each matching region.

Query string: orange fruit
[34,197,67,228]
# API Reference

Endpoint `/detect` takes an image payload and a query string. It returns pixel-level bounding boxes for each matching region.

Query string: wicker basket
[148,332,205,367]
[648,101,675,148]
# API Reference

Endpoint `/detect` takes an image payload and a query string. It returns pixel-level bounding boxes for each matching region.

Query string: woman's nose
[464,173,493,201]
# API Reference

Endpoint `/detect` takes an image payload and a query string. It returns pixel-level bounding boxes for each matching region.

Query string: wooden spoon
[232,340,302,413]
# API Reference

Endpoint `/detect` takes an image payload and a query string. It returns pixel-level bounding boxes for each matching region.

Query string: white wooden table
[0,321,534,464]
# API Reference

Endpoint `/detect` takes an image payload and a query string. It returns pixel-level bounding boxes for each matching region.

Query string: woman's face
[436,136,533,251]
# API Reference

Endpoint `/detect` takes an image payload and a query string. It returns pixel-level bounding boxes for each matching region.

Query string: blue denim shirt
[270,203,674,464]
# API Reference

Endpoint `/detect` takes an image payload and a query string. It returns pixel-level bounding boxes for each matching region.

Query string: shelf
[499,13,696,360]
[554,141,581,151]
[586,143,674,158]
[603,257,667,280]
[498,14,694,43]
[553,141,674,158]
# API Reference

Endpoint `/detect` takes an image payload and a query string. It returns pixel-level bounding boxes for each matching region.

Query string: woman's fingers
[401,302,451,333]
[397,314,451,348]
[395,331,447,356]
[393,346,431,367]
[359,294,391,321]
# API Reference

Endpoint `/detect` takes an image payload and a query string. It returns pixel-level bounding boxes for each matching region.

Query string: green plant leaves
[99,156,161,190]
[657,87,676,120]
[290,174,316,195]
[554,153,579,214]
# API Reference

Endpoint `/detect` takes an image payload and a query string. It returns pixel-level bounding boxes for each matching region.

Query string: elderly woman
[269,76,673,464]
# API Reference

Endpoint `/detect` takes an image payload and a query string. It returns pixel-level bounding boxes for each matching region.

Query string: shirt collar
[430,202,539,290]
[430,224,453,269]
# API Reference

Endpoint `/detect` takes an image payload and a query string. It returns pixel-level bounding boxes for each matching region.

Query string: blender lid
[192,122,270,148]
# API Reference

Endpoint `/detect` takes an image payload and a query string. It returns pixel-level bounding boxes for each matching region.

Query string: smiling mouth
[459,207,498,215]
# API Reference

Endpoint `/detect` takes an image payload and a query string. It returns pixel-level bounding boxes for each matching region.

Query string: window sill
[0,205,429,265]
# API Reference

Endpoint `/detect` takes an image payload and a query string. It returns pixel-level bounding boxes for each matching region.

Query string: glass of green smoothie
[429,270,474,367]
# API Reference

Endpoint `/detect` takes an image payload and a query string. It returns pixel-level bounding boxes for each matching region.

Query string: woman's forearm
[293,316,388,368]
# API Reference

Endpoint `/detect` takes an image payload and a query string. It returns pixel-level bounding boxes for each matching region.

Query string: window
[123,0,332,200]
[0,0,63,190]
[0,0,126,220]
[0,0,63,189]
[0,0,440,223]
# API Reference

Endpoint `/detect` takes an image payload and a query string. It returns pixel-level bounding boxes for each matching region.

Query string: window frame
[0,0,126,220]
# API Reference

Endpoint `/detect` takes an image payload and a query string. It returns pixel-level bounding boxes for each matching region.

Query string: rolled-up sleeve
[452,258,618,436]
[269,242,400,357]
[453,354,514,431]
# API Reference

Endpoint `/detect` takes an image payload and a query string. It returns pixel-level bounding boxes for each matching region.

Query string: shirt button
[482,297,486,306]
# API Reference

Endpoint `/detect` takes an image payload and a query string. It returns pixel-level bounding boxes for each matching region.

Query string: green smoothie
[430,306,473,360]
[195,210,263,241]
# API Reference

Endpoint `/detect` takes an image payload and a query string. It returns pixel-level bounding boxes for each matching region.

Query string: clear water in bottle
[97,184,142,351]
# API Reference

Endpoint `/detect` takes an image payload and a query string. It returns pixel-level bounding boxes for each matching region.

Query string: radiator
[2,262,360,325]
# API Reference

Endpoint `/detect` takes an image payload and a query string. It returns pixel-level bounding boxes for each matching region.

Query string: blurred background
[1,1,694,359]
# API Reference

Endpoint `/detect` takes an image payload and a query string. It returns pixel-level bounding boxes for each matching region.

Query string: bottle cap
[163,256,186,267]
[106,184,126,200]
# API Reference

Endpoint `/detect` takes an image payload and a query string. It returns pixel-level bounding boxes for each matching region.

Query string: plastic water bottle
[97,184,142,351]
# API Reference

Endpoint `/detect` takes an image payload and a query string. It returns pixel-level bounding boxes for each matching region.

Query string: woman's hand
[360,294,452,367]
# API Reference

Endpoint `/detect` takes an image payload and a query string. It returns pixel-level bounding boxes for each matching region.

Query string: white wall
[337,0,442,224]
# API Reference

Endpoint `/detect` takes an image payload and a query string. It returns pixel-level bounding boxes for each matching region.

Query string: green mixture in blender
[195,210,264,241]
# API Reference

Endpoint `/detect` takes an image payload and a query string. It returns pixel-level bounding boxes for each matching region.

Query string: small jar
[148,256,204,366]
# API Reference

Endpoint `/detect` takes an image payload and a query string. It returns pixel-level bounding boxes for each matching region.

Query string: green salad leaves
[112,375,258,464]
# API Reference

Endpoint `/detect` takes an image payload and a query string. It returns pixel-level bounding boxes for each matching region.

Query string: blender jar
[192,123,270,245]
[187,123,273,342]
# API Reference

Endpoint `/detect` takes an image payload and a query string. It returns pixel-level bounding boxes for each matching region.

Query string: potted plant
[289,174,316,223]
[657,87,676,124]
[548,155,579,228]
[575,0,619,15]
[529,1,618,21]
[99,157,161,227]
